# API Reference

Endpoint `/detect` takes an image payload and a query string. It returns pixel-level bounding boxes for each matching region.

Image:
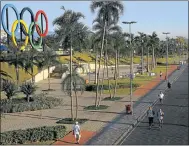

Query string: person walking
[160,71,163,80]
[147,106,155,129]
[158,91,164,104]
[157,109,164,129]
[72,121,81,144]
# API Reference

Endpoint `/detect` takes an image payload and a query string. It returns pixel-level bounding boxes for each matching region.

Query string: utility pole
[122,21,137,115]
[162,32,170,82]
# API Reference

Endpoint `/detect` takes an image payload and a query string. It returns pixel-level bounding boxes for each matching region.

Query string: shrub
[0,94,63,113]
[2,80,18,100]
[85,83,140,91]
[0,125,66,145]
[20,82,37,102]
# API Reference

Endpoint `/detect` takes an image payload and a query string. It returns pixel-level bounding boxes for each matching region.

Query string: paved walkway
[0,64,183,145]
[86,64,187,145]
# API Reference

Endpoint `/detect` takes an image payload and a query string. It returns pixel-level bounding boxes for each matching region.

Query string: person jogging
[160,71,163,80]
[157,109,164,129]
[158,91,164,104]
[73,121,81,144]
[147,106,155,129]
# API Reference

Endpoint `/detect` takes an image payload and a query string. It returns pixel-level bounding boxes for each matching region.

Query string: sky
[1,1,188,40]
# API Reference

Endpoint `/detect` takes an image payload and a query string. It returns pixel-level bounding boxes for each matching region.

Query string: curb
[114,65,187,145]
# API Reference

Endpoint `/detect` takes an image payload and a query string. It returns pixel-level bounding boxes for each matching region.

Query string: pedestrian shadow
[2,113,62,121]
[139,121,189,128]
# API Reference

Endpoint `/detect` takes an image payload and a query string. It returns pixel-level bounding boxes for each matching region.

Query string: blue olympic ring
[1,4,20,36]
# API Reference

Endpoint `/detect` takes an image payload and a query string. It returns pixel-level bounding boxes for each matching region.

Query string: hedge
[0,125,66,145]
[85,82,140,91]
[0,94,63,113]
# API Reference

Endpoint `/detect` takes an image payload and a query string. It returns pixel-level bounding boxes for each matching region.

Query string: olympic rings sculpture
[1,4,48,51]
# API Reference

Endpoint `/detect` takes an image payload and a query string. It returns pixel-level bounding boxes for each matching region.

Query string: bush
[0,125,66,145]
[85,83,140,91]
[84,105,109,110]
[20,82,37,102]
[56,118,88,124]
[2,80,17,100]
[0,94,63,113]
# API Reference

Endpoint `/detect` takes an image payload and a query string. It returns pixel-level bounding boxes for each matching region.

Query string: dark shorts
[148,117,154,125]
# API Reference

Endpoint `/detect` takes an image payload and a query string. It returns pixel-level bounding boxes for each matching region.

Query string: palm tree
[90,1,124,107]
[37,48,60,91]
[62,71,86,120]
[20,49,43,83]
[6,51,24,86]
[137,32,146,74]
[53,6,89,120]
[110,32,125,98]
[149,32,159,69]
[93,17,122,99]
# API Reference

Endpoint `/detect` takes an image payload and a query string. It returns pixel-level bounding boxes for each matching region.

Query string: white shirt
[159,93,164,99]
[73,124,80,135]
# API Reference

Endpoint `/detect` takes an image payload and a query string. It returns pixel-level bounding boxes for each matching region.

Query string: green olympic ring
[29,22,42,50]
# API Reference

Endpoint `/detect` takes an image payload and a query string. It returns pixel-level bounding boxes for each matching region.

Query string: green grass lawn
[100,74,155,95]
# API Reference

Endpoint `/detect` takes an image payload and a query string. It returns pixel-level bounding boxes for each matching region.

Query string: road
[120,66,188,145]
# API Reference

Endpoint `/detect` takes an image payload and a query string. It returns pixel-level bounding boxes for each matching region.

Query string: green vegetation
[84,105,109,110]
[1,94,63,113]
[103,96,123,101]
[0,125,66,145]
[56,118,88,124]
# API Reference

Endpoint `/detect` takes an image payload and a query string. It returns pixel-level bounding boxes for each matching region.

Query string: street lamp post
[162,32,170,82]
[122,21,137,115]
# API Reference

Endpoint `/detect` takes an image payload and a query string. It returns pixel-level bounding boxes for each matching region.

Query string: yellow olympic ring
[11,20,29,51]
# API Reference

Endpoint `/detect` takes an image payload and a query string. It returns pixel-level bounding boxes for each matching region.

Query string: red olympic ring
[35,10,48,37]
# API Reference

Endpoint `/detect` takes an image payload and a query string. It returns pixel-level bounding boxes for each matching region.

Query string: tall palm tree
[91,1,124,107]
[137,32,146,74]
[93,17,122,100]
[110,32,125,98]
[53,6,89,120]
[149,32,159,69]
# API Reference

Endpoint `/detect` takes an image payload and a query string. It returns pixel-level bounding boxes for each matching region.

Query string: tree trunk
[16,65,19,86]
[147,47,149,72]
[70,41,74,120]
[48,67,51,90]
[27,95,29,103]
[141,45,144,75]
[98,55,106,106]
[113,49,118,98]
[95,21,106,107]
[152,46,155,69]
[88,62,91,83]
[74,88,78,120]
[117,49,120,77]
[95,49,97,84]
[105,41,112,98]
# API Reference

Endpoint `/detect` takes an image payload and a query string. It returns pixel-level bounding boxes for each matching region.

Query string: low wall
[27,66,56,83]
